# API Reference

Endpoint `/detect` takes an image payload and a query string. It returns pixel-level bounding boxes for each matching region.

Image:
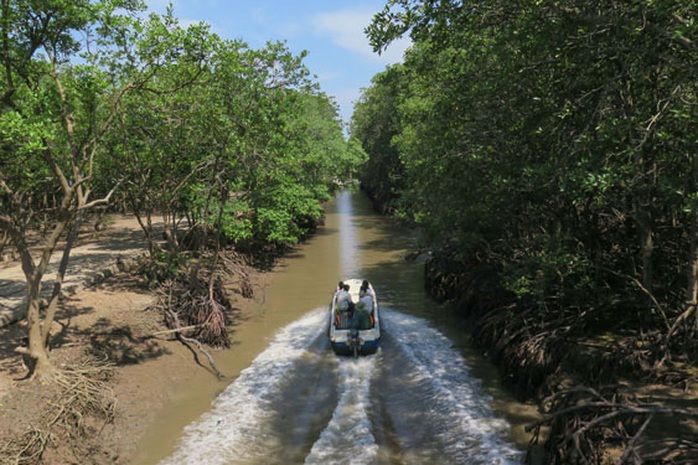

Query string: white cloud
[311,8,410,65]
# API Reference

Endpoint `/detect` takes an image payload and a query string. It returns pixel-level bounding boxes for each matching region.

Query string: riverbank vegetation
[354,1,697,463]
[1,0,362,379]
[1,1,362,461]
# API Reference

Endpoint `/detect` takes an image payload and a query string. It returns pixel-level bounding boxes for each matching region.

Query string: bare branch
[600,266,670,330]
[149,324,201,336]
[177,333,223,380]
[664,303,698,345]
[0,178,13,195]
[78,177,124,210]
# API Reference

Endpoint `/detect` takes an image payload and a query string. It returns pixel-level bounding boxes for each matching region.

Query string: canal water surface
[133,190,538,465]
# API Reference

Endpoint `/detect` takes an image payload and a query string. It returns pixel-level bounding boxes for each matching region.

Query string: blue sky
[143,1,410,128]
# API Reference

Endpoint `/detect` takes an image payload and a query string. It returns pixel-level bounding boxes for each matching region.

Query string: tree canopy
[357,0,697,329]
[1,0,362,378]
[355,1,696,459]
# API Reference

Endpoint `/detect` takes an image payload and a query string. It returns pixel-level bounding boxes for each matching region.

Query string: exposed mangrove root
[51,356,117,434]
[424,248,698,464]
[526,386,698,465]
[217,251,255,299]
[177,331,224,380]
[160,304,225,380]
[0,428,51,465]
[145,247,249,378]
[154,264,232,349]
[471,303,576,399]
[0,354,116,465]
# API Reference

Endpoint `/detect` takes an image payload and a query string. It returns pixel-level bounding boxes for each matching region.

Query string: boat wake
[377,308,522,464]
[161,308,522,465]
[161,309,329,465]
[304,355,380,464]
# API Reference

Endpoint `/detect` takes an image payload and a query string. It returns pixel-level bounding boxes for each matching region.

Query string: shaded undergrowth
[423,250,698,465]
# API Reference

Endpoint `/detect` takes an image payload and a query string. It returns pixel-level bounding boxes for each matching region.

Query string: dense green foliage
[356,0,697,336]
[0,0,362,376]
[351,65,405,214]
[357,4,697,459]
[1,1,361,255]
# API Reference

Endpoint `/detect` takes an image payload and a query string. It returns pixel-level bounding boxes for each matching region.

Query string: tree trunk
[662,146,698,355]
[639,208,654,292]
[685,152,698,332]
[14,205,72,379]
[687,221,698,333]
[686,221,698,307]
[687,154,698,311]
[19,276,56,379]
[41,213,82,347]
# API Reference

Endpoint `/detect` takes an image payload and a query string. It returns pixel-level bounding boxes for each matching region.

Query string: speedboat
[328,278,381,357]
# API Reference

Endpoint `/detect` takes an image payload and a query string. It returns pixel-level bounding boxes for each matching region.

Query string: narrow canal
[134,189,538,465]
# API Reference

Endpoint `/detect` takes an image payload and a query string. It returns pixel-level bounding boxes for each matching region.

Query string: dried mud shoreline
[0,267,272,465]
[0,217,273,465]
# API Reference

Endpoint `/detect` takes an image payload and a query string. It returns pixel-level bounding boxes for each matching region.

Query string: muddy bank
[0,258,273,465]
[422,249,698,464]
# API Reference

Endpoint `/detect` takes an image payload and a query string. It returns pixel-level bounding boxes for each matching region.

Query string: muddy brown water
[133,190,540,465]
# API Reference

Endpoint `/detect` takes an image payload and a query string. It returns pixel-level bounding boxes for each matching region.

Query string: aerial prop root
[154,266,232,349]
[526,385,698,464]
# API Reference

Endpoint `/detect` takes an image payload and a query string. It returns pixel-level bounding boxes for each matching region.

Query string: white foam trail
[161,308,327,465]
[382,308,522,464]
[304,355,379,465]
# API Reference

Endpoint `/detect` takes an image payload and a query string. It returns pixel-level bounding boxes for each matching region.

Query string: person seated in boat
[351,300,372,330]
[360,280,374,298]
[336,284,353,314]
[359,288,373,314]
[346,283,357,313]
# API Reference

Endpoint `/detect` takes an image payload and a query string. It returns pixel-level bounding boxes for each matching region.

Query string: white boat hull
[328,278,381,356]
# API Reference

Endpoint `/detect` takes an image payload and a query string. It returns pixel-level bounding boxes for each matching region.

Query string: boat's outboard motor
[348,328,362,358]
